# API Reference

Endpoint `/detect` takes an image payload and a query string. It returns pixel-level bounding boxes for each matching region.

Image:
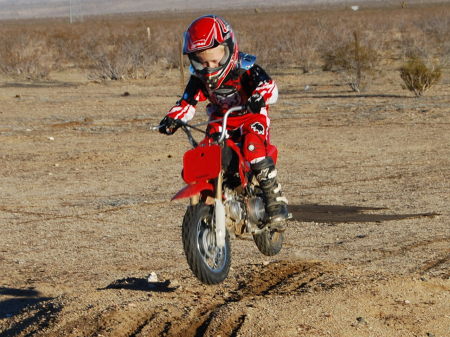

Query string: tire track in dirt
[3,258,447,337]
[363,236,450,278]
[375,237,450,260]
[180,261,354,337]
[414,251,450,278]
[2,261,345,337]
[136,261,325,337]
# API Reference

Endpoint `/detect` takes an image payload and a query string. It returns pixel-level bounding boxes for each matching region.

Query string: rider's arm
[243,65,278,107]
[166,76,207,122]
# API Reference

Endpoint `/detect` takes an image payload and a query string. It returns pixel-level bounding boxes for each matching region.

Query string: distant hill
[0,0,447,20]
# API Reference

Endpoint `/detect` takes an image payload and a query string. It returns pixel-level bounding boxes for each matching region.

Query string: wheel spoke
[196,216,227,272]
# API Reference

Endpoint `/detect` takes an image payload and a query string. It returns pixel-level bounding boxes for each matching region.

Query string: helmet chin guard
[183,15,239,90]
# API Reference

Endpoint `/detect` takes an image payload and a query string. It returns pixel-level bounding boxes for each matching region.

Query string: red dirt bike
[165,106,286,284]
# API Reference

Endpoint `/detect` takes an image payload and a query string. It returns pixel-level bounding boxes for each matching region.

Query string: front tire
[252,229,284,256]
[182,203,231,284]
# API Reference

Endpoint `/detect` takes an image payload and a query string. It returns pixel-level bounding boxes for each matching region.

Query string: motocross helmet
[183,15,239,90]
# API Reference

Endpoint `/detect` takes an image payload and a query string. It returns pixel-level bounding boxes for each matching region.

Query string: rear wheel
[252,228,284,256]
[182,203,231,284]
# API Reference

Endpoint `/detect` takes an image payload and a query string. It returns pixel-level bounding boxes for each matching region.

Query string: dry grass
[0,4,448,85]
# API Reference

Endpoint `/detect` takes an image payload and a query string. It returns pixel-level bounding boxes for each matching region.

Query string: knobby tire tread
[253,230,284,256]
[182,203,231,284]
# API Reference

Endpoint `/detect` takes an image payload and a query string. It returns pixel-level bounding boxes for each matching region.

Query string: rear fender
[171,181,214,201]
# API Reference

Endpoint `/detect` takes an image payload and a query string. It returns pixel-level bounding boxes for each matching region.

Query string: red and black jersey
[166,52,278,122]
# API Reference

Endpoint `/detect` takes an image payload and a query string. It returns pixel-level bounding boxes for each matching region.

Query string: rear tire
[182,203,231,284]
[252,229,284,256]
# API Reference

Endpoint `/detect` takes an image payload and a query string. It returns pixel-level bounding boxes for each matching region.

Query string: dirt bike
[162,106,287,284]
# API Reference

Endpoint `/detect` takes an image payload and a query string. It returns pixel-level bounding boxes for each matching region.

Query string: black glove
[247,93,266,113]
[158,116,180,135]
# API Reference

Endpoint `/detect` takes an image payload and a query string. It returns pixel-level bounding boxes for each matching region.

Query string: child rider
[158,14,289,227]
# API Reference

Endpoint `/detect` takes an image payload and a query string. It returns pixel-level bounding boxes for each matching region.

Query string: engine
[224,188,266,236]
[246,196,265,225]
[225,199,244,223]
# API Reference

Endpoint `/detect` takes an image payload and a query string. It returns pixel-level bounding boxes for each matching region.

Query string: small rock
[147,272,158,284]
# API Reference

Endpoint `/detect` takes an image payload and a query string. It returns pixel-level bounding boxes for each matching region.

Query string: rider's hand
[158,116,180,135]
[247,93,265,113]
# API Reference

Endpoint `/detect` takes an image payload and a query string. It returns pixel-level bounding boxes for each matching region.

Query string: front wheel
[252,229,284,256]
[182,203,231,284]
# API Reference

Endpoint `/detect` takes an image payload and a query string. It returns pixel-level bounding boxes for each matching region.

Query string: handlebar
[217,106,244,143]
[153,105,246,147]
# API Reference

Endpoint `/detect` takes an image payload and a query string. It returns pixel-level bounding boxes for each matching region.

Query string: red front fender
[171,181,214,201]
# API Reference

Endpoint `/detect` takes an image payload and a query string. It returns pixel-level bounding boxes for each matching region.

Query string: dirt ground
[0,65,449,337]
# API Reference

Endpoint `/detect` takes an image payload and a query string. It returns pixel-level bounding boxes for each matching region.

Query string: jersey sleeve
[246,65,278,106]
[166,76,207,122]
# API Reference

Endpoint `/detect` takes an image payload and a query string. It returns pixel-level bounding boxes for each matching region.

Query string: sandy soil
[0,66,449,337]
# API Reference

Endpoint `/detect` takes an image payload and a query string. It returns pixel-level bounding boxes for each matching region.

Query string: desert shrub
[0,31,52,79]
[321,31,379,92]
[47,28,87,68]
[80,22,181,80]
[86,34,149,80]
[399,56,441,96]
[0,4,448,81]
[416,13,450,65]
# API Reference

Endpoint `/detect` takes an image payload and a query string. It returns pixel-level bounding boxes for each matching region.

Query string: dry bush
[47,27,88,68]
[416,12,450,66]
[321,31,379,92]
[233,12,324,71]
[0,4,448,84]
[399,56,442,96]
[85,34,149,80]
[0,30,52,79]
[78,20,182,80]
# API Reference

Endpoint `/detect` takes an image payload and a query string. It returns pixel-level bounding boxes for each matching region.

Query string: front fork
[188,171,227,248]
[214,171,226,248]
[188,172,222,206]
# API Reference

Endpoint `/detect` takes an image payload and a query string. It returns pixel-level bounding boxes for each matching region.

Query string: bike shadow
[289,204,439,224]
[100,277,177,293]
